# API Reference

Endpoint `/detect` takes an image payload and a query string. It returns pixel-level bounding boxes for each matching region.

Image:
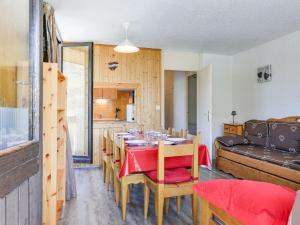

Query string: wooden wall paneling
[5,188,18,225]
[164,70,174,129]
[19,180,29,225]
[0,197,5,225]
[93,45,161,128]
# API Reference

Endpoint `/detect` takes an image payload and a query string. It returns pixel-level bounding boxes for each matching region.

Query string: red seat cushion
[193,180,296,225]
[146,168,192,184]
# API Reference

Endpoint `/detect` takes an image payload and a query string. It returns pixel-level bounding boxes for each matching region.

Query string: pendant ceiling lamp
[114,22,140,53]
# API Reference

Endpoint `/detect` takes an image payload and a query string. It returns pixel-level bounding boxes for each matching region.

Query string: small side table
[224,123,244,136]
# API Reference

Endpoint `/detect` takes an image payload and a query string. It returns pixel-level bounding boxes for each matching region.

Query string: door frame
[59,42,94,164]
[197,64,213,157]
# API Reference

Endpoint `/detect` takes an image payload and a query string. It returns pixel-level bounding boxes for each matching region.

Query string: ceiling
[50,0,300,55]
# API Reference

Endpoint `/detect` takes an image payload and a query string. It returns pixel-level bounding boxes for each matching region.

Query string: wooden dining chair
[165,128,189,214]
[144,137,199,225]
[175,131,202,214]
[102,129,113,188]
[109,128,125,191]
[103,129,114,190]
[114,136,145,221]
[179,129,188,139]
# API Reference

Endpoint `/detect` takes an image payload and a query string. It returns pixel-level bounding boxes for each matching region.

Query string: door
[187,74,197,135]
[197,65,213,157]
[60,43,93,163]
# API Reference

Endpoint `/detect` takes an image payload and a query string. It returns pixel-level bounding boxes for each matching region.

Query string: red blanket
[193,180,296,225]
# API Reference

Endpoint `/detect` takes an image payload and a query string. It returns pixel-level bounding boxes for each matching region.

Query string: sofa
[215,116,300,190]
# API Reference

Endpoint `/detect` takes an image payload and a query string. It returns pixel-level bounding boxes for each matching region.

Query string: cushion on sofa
[269,122,300,153]
[216,136,248,147]
[193,180,296,225]
[244,120,268,146]
[221,145,300,171]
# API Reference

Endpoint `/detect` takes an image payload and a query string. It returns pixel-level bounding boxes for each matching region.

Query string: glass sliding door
[60,43,93,163]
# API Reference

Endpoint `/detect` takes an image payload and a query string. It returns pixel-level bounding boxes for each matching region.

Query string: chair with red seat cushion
[146,167,192,184]
[144,137,200,225]
[193,180,296,225]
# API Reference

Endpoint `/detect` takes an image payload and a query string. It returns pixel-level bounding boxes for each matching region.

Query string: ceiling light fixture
[114,22,140,54]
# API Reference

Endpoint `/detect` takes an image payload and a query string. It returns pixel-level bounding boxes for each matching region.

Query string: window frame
[59,42,94,164]
[0,0,42,198]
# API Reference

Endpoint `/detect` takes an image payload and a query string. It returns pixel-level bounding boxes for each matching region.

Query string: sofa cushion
[146,167,192,184]
[244,120,268,146]
[269,122,300,153]
[221,145,300,171]
[216,136,248,147]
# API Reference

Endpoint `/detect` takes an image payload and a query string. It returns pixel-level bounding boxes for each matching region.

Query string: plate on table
[116,132,130,136]
[151,140,174,145]
[122,135,136,140]
[125,140,147,146]
[167,138,186,143]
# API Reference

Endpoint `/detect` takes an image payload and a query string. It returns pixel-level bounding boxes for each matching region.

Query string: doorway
[187,74,197,135]
[60,43,93,163]
[164,70,197,134]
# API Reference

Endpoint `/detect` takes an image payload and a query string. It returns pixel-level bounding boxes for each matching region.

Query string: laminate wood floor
[60,167,233,225]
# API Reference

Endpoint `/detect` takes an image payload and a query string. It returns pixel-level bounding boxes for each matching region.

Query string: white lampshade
[114,22,140,54]
[114,39,139,53]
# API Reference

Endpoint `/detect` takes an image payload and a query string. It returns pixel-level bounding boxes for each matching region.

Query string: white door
[197,65,213,158]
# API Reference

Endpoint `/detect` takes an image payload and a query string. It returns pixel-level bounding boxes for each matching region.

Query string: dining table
[117,133,212,178]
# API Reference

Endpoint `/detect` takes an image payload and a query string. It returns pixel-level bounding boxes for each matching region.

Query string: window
[0,0,32,150]
[60,43,93,163]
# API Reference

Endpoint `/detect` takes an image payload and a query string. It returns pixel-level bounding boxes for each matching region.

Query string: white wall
[173,71,187,131]
[0,0,28,66]
[201,54,233,158]
[161,50,201,127]
[162,50,201,71]
[232,30,300,122]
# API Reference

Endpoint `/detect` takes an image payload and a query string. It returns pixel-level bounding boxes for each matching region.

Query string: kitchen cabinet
[93,88,103,99]
[93,88,117,100]
[102,88,117,99]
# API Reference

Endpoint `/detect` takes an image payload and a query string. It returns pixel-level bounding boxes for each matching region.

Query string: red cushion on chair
[193,180,296,225]
[146,168,192,184]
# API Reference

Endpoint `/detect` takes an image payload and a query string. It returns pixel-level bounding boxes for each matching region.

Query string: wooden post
[43,63,67,225]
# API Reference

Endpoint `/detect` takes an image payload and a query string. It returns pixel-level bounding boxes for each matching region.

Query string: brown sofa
[215,116,300,190]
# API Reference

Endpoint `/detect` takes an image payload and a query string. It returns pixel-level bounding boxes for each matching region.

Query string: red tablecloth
[119,144,211,177]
